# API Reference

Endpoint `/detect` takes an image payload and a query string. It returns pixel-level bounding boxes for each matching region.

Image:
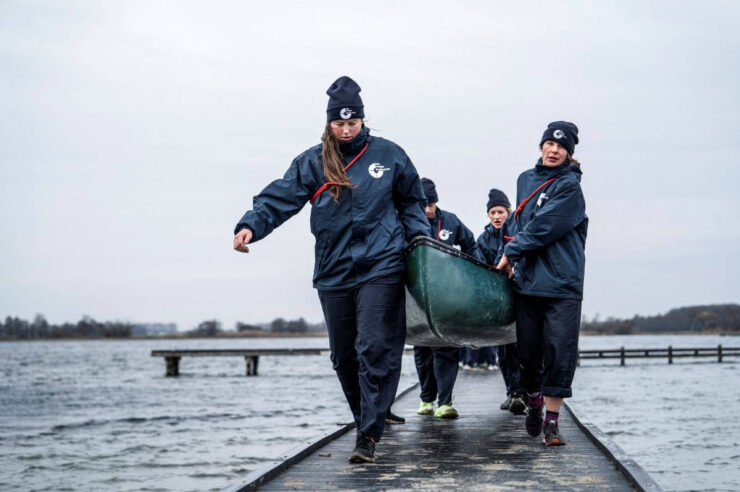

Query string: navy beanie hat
[326,76,365,122]
[540,121,579,156]
[486,189,511,212]
[421,178,438,204]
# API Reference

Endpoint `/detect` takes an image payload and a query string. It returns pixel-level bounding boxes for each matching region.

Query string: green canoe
[405,236,516,347]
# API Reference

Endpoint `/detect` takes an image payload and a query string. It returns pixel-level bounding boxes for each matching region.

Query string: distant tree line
[187,317,327,336]
[1,315,133,339]
[1,314,328,339]
[5,305,736,339]
[581,304,740,334]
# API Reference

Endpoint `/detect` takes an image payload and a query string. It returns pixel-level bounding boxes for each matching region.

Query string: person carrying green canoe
[233,76,430,463]
[496,121,588,446]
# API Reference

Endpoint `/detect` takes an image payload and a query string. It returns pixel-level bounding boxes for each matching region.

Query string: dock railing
[577,344,739,366]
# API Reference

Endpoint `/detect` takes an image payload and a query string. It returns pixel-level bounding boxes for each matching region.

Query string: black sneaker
[525,403,543,437]
[499,395,513,410]
[385,411,406,425]
[542,419,566,446]
[509,396,527,415]
[349,434,376,463]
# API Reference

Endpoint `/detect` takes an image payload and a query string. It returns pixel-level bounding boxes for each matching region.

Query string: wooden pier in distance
[223,371,662,492]
[578,344,739,366]
[152,345,740,376]
[150,349,324,376]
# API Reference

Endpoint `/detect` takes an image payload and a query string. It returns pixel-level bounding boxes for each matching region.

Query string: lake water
[1,334,738,491]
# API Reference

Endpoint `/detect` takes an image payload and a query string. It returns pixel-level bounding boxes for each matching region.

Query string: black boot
[525,403,543,437]
[499,395,513,410]
[349,434,376,463]
[385,411,406,425]
[509,394,526,415]
[543,419,566,446]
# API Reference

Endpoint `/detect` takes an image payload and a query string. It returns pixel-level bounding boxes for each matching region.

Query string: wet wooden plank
[229,370,656,491]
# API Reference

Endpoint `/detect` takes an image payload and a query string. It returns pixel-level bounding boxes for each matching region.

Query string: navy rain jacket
[499,160,588,300]
[428,208,484,262]
[234,128,430,291]
[476,223,504,266]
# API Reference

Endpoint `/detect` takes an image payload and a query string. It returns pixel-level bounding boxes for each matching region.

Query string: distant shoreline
[0,331,329,342]
[2,331,738,342]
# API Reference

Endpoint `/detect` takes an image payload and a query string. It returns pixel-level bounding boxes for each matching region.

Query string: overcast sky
[2,1,739,331]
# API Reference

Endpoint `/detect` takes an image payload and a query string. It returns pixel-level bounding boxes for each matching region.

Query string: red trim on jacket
[512,177,557,221]
[310,143,370,204]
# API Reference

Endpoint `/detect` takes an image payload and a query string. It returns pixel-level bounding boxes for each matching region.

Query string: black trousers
[496,342,521,396]
[318,273,406,442]
[413,346,459,406]
[515,294,581,398]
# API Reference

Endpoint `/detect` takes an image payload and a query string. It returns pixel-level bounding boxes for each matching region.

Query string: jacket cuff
[503,243,521,263]
[234,223,255,236]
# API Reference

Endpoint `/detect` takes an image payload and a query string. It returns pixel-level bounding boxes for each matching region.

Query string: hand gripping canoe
[404,236,516,347]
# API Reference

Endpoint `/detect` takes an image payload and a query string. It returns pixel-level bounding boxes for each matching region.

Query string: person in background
[414,177,483,419]
[496,121,588,446]
[460,346,497,371]
[233,76,430,462]
[476,188,526,415]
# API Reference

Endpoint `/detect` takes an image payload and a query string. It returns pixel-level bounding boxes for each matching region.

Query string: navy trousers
[414,346,459,406]
[462,347,496,366]
[318,273,406,442]
[495,342,521,396]
[514,294,581,398]
[477,346,497,365]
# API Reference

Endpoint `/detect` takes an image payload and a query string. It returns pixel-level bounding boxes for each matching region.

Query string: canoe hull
[405,237,516,347]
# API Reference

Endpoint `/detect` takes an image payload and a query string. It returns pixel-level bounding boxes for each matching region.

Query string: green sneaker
[416,401,434,415]
[434,403,459,419]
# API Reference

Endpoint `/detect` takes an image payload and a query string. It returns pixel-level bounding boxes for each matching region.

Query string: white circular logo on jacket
[439,229,452,241]
[340,108,354,119]
[368,163,391,178]
[553,129,566,139]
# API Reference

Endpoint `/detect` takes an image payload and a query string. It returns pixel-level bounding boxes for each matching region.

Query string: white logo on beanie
[439,229,452,241]
[553,129,566,140]
[368,163,391,178]
[340,108,354,119]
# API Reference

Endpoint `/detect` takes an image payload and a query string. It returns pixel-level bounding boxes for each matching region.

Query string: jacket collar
[534,158,583,181]
[485,223,501,237]
[339,126,370,157]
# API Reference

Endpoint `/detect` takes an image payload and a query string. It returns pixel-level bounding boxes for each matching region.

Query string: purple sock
[545,410,559,423]
[527,392,543,408]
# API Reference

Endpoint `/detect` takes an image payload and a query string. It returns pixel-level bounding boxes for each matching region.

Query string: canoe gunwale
[405,236,507,276]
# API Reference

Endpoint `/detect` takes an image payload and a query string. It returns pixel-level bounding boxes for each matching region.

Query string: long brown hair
[320,123,353,201]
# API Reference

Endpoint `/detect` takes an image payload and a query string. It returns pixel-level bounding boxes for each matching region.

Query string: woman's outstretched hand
[496,254,514,279]
[233,228,253,253]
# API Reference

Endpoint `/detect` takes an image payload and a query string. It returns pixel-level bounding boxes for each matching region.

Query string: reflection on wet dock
[224,370,661,491]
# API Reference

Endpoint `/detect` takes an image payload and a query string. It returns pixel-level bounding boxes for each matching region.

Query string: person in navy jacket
[413,178,482,420]
[496,121,588,446]
[476,189,526,415]
[233,76,429,463]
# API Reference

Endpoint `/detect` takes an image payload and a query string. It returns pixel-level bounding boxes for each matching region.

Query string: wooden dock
[223,370,661,491]
[152,345,739,376]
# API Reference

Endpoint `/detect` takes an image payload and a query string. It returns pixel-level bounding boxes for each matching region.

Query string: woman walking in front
[233,76,429,462]
[496,121,588,446]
